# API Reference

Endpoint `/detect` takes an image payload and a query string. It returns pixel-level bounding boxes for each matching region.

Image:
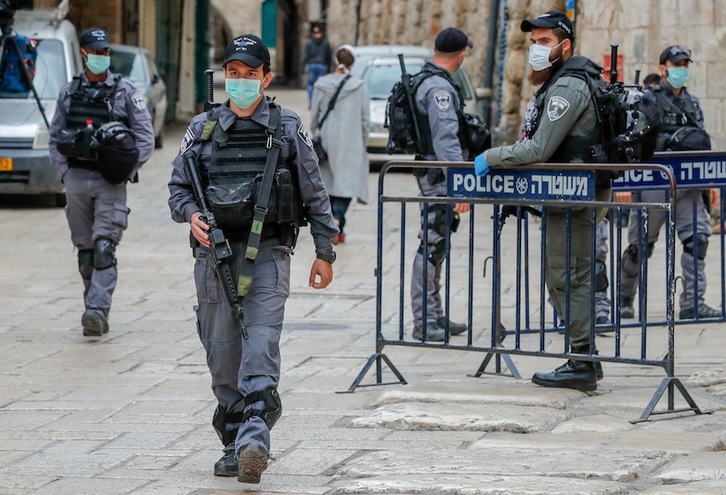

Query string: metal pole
[478,0,500,124]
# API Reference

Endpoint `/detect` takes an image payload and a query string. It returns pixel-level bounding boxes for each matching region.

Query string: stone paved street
[1,87,726,494]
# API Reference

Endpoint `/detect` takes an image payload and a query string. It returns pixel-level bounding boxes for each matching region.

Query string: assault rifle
[495,204,542,240]
[183,151,248,340]
[203,68,220,112]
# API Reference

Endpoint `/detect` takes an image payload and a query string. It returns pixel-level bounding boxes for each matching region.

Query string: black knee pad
[683,234,709,260]
[240,388,282,430]
[212,402,242,447]
[78,249,94,279]
[625,242,655,263]
[595,260,608,292]
[93,237,116,269]
[418,239,447,266]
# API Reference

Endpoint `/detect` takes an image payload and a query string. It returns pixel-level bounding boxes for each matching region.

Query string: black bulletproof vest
[66,77,117,130]
[652,85,703,147]
[204,108,303,230]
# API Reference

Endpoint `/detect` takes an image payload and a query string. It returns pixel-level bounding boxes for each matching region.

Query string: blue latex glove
[474,151,490,177]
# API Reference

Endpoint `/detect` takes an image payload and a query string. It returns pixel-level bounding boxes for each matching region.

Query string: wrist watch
[316,250,336,264]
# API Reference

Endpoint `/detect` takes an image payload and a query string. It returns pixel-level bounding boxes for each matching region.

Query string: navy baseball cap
[435,27,473,53]
[659,45,692,65]
[521,10,574,40]
[79,28,111,51]
[223,34,270,68]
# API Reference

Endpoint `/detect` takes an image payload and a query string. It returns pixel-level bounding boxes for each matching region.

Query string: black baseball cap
[79,28,111,51]
[223,34,271,68]
[434,27,473,53]
[521,10,574,40]
[659,45,692,65]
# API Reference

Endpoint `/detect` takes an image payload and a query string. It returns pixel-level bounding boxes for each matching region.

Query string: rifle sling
[238,104,283,296]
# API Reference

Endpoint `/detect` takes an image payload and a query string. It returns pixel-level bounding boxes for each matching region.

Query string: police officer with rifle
[49,27,154,337]
[168,34,338,485]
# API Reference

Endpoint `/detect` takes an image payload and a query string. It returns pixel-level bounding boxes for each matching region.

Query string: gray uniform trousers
[546,189,610,348]
[595,219,610,320]
[620,189,711,311]
[411,171,448,328]
[194,238,291,457]
[63,167,128,318]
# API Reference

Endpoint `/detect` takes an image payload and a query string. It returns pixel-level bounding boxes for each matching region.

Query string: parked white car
[0,6,81,205]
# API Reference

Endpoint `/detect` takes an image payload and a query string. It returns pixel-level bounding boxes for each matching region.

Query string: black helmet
[93,121,139,184]
[667,126,711,151]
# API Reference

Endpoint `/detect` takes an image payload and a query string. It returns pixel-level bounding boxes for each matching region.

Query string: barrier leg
[339,352,408,394]
[470,324,522,379]
[630,377,711,423]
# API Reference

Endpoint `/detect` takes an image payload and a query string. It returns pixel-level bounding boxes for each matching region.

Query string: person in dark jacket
[303,26,332,107]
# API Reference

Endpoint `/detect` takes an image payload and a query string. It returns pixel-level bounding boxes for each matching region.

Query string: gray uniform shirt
[49,71,155,181]
[486,73,595,166]
[415,62,464,195]
[168,98,338,253]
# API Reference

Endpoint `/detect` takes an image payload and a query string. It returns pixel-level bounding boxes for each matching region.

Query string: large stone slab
[348,402,571,433]
[654,451,726,483]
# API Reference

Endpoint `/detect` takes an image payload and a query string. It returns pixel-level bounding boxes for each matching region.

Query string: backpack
[385,70,431,156]
[385,64,491,157]
[0,34,37,93]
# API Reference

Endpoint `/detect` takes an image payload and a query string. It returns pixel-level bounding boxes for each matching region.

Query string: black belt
[68,159,99,171]
[224,223,282,242]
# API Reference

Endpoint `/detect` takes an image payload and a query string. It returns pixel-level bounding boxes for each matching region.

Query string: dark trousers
[330,196,351,231]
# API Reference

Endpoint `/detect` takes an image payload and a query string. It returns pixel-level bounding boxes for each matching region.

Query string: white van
[0,3,81,206]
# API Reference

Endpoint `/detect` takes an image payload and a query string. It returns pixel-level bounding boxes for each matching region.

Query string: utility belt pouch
[274,168,295,223]
[206,175,278,229]
[279,223,300,249]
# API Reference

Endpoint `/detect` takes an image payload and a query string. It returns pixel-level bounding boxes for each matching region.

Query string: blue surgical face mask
[528,40,564,72]
[85,53,110,75]
[666,66,690,89]
[225,78,262,109]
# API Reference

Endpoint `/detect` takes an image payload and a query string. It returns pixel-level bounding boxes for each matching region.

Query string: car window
[110,50,146,84]
[451,70,472,100]
[0,38,66,100]
[362,62,424,99]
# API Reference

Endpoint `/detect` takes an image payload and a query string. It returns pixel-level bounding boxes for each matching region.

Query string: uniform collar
[218,97,271,131]
[81,70,116,87]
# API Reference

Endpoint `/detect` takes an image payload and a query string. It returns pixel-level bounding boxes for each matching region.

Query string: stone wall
[324,0,726,148]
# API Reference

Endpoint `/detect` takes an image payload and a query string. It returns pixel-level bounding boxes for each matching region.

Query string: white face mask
[528,40,564,72]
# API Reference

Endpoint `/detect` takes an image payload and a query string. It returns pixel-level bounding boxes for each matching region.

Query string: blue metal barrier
[343,157,722,422]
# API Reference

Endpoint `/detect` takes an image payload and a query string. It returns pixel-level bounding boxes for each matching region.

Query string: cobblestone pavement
[1,86,725,494]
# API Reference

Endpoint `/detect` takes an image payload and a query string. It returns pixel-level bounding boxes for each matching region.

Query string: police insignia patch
[547,96,570,121]
[298,122,314,150]
[180,127,194,154]
[434,91,451,111]
[132,93,146,111]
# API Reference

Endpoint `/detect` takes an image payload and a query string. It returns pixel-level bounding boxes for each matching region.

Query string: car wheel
[54,193,67,208]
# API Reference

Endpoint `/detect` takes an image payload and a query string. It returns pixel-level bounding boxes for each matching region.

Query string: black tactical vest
[203,105,303,231]
[651,85,703,150]
[65,76,119,166]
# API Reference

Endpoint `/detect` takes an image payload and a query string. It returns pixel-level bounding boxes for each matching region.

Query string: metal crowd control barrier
[342,156,726,422]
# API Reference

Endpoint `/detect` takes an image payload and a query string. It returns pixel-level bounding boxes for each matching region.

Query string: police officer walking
[168,34,338,484]
[410,27,473,342]
[475,11,610,392]
[620,45,719,321]
[49,27,154,337]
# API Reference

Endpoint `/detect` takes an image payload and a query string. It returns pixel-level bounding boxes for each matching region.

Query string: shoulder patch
[434,91,451,111]
[180,126,195,154]
[298,121,314,150]
[547,96,570,122]
[132,93,146,111]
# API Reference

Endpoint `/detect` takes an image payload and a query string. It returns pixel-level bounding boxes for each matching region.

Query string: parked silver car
[110,44,167,148]
[0,7,82,205]
[352,45,481,164]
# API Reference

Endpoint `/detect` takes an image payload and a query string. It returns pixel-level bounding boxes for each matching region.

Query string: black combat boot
[214,445,238,476]
[531,345,598,392]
